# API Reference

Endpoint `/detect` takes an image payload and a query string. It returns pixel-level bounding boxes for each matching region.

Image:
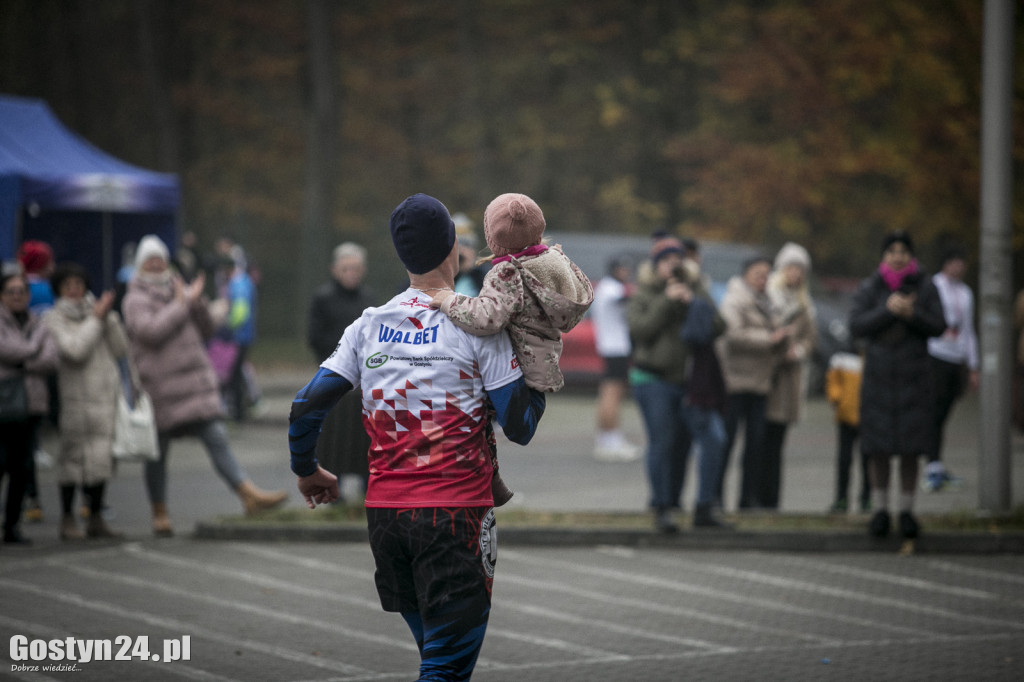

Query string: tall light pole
[978,0,1015,513]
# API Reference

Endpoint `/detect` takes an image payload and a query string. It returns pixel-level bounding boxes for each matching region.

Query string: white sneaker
[594,443,642,462]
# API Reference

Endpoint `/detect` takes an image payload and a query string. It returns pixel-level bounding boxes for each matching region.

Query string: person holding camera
[849,231,945,540]
[628,236,730,532]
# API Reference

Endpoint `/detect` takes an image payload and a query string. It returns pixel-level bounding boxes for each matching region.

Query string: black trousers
[720,392,767,509]
[760,420,787,509]
[0,418,39,535]
[928,356,966,463]
[834,422,869,506]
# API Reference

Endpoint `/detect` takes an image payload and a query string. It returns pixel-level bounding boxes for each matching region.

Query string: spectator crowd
[2,216,1007,549]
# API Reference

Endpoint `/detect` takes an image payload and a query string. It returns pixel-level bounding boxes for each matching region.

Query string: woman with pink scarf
[849,231,945,541]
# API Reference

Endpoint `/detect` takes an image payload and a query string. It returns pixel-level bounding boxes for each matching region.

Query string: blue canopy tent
[0,94,179,291]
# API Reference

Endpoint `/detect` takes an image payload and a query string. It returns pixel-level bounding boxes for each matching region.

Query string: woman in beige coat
[715,256,792,510]
[763,243,817,510]
[44,263,127,540]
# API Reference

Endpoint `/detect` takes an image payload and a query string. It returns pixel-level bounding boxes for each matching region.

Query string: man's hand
[297,466,340,509]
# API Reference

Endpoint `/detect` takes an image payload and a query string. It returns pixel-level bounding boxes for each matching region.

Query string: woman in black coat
[306,243,377,498]
[849,231,946,540]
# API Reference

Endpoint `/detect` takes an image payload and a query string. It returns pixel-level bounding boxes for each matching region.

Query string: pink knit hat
[483,193,546,257]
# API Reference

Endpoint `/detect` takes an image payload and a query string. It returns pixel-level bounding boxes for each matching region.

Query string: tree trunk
[298,0,340,331]
[134,0,180,174]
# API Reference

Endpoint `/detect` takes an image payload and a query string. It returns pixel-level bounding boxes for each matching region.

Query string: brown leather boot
[236,480,288,515]
[152,502,174,537]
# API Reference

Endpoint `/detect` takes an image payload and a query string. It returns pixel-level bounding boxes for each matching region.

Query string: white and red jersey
[322,289,521,508]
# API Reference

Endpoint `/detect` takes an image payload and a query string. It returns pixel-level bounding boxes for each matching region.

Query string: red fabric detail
[362,384,493,508]
[491,243,548,265]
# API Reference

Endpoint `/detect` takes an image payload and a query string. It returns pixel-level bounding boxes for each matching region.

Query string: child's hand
[429,290,454,309]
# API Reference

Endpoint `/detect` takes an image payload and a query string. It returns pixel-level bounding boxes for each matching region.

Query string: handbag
[0,374,29,423]
[112,387,159,462]
[112,358,159,462]
[207,337,239,385]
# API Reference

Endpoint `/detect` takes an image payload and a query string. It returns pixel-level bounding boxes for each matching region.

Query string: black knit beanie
[389,194,456,274]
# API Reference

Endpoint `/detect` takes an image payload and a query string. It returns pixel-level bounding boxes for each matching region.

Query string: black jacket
[849,270,946,456]
[307,280,376,363]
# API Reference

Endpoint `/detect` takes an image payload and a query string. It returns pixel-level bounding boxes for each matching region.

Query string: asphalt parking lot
[3,372,1023,681]
[2,538,1023,681]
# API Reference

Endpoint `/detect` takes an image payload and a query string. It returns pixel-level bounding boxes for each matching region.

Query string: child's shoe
[491,472,514,507]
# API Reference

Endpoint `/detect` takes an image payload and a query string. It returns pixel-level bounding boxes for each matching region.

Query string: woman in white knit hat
[121,235,286,536]
[761,242,817,511]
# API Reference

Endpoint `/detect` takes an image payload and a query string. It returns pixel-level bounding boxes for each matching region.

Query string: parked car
[560,315,603,389]
[806,282,857,395]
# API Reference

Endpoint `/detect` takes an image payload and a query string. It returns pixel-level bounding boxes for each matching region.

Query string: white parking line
[499,600,738,652]
[58,561,417,654]
[646,554,1024,630]
[218,542,636,664]
[775,556,1003,598]
[233,542,743,651]
[121,543,383,612]
[924,558,1024,586]
[0,544,125,574]
[498,571,827,644]
[0,576,368,677]
[229,543,374,580]
[500,549,943,638]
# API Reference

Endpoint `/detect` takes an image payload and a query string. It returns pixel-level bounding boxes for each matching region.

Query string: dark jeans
[928,356,966,463]
[633,380,692,511]
[719,392,767,509]
[145,420,247,505]
[834,422,869,507]
[680,403,728,507]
